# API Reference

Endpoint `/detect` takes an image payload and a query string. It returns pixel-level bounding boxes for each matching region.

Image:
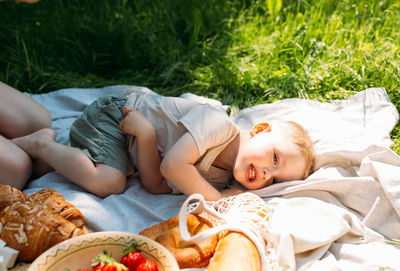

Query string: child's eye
[272,177,277,184]
[273,153,278,165]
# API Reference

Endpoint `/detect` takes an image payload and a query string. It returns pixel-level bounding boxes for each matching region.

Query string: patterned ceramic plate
[28,231,179,271]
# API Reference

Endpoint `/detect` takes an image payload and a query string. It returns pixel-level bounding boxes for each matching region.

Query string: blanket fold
[23,86,399,270]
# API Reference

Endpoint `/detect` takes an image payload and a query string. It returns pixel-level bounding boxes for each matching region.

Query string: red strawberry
[91,251,128,271]
[120,241,144,271]
[136,259,158,271]
[121,251,144,271]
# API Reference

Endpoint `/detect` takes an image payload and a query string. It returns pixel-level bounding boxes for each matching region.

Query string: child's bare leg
[32,158,54,178]
[13,129,126,197]
[0,135,32,190]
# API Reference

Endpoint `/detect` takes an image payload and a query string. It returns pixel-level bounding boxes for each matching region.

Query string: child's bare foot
[12,128,55,157]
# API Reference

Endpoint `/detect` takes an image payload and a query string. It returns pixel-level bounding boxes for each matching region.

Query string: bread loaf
[140,214,219,269]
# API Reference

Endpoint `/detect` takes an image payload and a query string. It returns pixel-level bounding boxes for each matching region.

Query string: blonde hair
[277,121,316,178]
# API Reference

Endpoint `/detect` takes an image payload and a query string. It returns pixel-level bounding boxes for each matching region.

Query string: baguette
[207,232,261,271]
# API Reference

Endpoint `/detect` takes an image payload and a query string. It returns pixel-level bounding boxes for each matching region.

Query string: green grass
[0,0,399,153]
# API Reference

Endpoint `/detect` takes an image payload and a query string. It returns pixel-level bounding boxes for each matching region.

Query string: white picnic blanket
[23,86,400,270]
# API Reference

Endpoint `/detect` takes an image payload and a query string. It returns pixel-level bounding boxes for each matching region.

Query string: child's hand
[119,107,154,137]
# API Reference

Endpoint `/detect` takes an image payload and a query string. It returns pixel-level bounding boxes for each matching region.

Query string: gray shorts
[69,95,130,175]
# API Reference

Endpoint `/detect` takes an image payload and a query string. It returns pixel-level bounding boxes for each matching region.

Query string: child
[0,82,52,190]
[13,90,315,201]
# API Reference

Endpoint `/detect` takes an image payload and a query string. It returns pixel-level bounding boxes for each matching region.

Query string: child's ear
[249,122,272,137]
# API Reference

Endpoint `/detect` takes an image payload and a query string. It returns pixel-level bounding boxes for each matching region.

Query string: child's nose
[262,167,271,180]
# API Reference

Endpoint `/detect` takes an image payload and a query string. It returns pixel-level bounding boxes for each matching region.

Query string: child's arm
[221,187,244,198]
[160,132,224,201]
[119,107,171,194]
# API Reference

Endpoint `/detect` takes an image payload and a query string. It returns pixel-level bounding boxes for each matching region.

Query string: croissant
[28,189,85,228]
[0,186,86,262]
[0,201,85,261]
[0,185,27,212]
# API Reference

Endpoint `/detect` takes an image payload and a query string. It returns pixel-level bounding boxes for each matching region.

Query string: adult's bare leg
[13,129,126,197]
[0,82,52,188]
[0,82,51,138]
[0,135,32,189]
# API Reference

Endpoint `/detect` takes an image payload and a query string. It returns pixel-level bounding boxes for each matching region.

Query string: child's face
[233,127,306,190]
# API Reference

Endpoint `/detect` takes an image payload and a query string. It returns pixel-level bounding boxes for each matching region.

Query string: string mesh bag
[178,192,281,271]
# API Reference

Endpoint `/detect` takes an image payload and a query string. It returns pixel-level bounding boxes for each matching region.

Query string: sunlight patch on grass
[0,0,399,152]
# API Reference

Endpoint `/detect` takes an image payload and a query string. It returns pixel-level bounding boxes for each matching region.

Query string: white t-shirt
[125,91,239,193]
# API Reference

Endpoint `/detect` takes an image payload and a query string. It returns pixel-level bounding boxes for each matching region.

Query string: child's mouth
[247,164,257,182]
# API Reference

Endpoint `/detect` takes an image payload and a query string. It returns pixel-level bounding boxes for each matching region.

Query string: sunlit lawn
[0,0,399,152]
